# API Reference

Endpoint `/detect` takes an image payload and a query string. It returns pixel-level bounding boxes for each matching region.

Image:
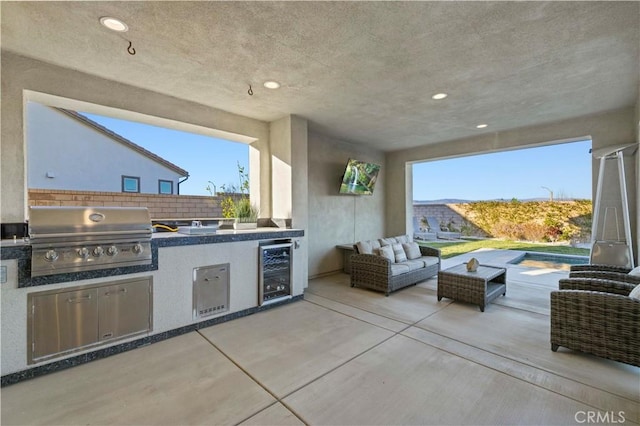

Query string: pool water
[509,252,589,271]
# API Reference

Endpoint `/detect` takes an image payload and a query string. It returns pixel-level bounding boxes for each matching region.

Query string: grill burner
[29,207,152,277]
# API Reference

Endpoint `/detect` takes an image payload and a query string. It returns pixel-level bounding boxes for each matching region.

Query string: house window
[122,176,140,193]
[158,180,173,195]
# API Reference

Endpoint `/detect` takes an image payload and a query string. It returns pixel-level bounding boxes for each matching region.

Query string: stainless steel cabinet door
[31,288,99,361]
[193,264,230,319]
[98,279,151,340]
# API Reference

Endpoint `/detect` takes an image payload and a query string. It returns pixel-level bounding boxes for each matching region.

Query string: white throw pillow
[395,235,409,244]
[376,245,395,263]
[356,240,373,255]
[402,242,422,260]
[392,243,407,263]
[379,237,397,247]
[629,284,640,301]
[628,266,640,277]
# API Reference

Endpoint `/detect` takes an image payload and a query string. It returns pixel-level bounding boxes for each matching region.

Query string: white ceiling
[2,1,638,152]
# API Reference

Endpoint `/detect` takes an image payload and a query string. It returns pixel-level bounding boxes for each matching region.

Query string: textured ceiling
[2,1,638,151]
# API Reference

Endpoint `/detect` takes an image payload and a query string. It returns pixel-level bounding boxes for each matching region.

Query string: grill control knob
[132,243,144,255]
[92,246,104,257]
[44,249,59,262]
[77,247,90,258]
[106,246,118,256]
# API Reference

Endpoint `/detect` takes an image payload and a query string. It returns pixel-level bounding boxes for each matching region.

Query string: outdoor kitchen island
[0,227,305,385]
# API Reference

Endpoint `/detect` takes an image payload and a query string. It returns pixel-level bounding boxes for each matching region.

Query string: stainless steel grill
[29,206,152,277]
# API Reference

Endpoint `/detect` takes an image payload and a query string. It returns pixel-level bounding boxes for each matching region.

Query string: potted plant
[208,162,259,229]
[232,197,259,229]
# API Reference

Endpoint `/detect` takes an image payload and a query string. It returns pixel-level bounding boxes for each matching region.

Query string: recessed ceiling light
[432,93,448,100]
[263,81,281,89]
[476,124,488,129]
[100,17,128,32]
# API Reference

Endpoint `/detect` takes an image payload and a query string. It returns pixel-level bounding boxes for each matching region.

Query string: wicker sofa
[350,235,441,296]
[551,272,640,367]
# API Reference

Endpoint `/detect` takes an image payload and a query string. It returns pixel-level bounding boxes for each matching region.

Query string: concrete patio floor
[2,249,638,425]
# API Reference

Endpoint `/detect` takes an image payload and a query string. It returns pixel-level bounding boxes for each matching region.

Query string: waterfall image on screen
[339,159,381,195]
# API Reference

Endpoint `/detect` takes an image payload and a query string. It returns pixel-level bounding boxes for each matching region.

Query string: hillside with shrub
[450,200,592,243]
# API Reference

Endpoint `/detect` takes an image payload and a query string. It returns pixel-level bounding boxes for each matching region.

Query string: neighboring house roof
[54,107,189,177]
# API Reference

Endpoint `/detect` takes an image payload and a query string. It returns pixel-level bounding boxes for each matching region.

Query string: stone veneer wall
[412,203,485,235]
[413,203,465,228]
[28,189,226,219]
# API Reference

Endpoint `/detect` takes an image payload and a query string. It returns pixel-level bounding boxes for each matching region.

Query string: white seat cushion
[421,256,440,267]
[390,263,410,276]
[401,260,425,271]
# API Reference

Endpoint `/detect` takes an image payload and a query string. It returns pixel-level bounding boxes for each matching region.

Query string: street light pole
[541,186,553,201]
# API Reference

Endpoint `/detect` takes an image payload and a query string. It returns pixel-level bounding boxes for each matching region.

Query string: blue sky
[413,140,592,201]
[81,113,249,196]
[81,113,591,201]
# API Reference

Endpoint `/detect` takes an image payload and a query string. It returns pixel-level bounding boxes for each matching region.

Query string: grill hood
[28,206,153,277]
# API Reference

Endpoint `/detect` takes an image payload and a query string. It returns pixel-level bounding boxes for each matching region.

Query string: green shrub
[460,200,591,243]
[233,197,259,223]
[208,162,259,222]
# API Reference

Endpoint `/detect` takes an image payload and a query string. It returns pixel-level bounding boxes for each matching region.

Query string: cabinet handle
[104,288,128,297]
[67,295,92,303]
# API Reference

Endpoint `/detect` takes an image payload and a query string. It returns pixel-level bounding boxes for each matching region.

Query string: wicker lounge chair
[550,277,640,367]
[426,217,461,240]
[569,264,632,274]
[413,216,436,241]
[568,263,640,285]
[569,269,640,285]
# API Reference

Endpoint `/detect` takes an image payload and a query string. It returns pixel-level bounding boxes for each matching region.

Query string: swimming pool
[508,252,589,271]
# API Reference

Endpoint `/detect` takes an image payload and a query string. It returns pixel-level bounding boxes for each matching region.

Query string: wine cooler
[259,241,293,305]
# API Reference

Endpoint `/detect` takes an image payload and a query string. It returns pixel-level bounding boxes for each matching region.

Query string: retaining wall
[28,189,226,219]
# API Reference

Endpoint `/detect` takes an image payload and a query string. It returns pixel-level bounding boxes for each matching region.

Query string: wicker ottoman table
[437,264,507,312]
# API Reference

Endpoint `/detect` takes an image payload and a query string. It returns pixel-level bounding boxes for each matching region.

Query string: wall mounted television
[339,159,381,195]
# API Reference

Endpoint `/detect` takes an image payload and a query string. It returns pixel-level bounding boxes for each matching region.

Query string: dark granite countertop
[1,228,304,288]
[153,228,304,247]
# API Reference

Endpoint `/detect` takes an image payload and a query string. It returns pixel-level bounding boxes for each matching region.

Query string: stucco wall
[386,108,638,264]
[27,102,183,194]
[1,52,270,223]
[290,116,309,282]
[270,116,293,218]
[268,115,309,287]
[637,88,640,264]
[307,131,385,277]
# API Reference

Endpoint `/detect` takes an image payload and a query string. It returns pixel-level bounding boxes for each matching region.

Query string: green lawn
[418,239,590,259]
